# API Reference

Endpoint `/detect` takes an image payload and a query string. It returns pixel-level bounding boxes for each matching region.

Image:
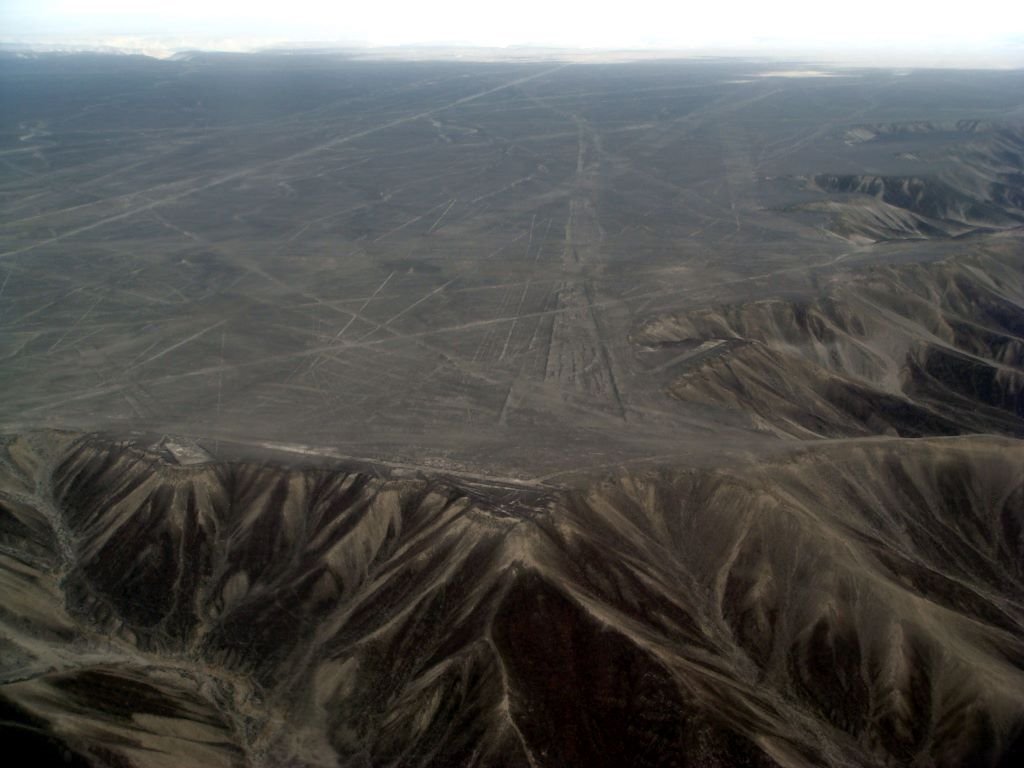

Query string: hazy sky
[3,0,1023,55]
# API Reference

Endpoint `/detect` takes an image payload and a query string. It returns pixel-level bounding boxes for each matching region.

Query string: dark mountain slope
[2,432,1023,767]
[636,244,1024,438]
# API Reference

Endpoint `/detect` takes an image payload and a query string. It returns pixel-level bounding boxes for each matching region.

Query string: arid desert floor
[1,53,1023,766]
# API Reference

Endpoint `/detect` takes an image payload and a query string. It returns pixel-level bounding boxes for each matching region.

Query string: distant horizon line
[2,36,1023,70]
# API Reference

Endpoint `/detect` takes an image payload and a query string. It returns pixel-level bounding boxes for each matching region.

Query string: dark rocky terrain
[637,242,1024,438]
[809,125,1024,241]
[1,54,1023,766]
[3,432,1024,767]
